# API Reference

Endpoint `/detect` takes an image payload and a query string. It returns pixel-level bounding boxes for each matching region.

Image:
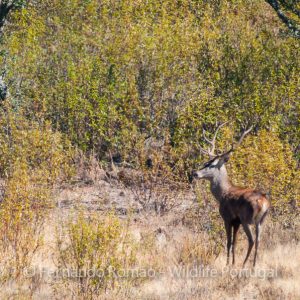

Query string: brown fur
[194,160,271,266]
[218,184,271,267]
[195,125,271,267]
[222,186,271,225]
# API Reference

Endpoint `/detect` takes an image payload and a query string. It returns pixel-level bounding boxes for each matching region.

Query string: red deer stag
[193,123,270,267]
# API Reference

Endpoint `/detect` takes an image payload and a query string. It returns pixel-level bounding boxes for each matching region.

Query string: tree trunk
[265,0,300,38]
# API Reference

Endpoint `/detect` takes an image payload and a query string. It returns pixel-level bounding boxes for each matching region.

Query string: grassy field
[0,167,298,300]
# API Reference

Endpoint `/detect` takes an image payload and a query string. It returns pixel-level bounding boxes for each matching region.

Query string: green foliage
[265,0,300,38]
[230,129,299,215]
[0,103,75,284]
[0,161,46,283]
[0,0,298,219]
[56,212,136,298]
[1,0,298,168]
[0,104,74,182]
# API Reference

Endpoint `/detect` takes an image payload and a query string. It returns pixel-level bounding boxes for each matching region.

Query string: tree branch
[279,0,300,18]
[0,1,24,102]
[0,1,15,31]
[265,0,300,38]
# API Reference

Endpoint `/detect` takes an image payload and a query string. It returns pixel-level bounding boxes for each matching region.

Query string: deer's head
[193,153,230,180]
[193,123,252,181]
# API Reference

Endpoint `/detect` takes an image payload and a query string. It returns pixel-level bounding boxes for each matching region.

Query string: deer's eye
[203,161,212,168]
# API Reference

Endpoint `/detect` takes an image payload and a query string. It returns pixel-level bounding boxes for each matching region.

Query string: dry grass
[2,212,297,300]
[0,171,298,300]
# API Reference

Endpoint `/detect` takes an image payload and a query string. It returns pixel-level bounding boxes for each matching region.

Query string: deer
[192,123,270,267]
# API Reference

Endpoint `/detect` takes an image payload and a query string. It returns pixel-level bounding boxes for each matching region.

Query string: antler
[199,123,253,159]
[199,122,228,159]
[233,126,253,150]
[222,125,253,156]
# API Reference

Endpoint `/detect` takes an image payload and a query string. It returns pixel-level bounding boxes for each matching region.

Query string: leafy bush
[0,162,46,283]
[56,212,136,298]
[230,129,299,218]
[0,104,74,182]
[1,0,298,167]
[0,104,74,285]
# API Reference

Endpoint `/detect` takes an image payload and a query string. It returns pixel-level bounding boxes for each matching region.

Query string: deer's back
[220,186,270,224]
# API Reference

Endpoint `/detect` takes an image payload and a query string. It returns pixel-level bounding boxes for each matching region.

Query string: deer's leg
[242,223,254,267]
[232,222,240,265]
[224,221,232,265]
[253,223,261,267]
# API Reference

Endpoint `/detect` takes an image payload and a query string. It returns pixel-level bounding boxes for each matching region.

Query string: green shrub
[0,105,74,182]
[0,104,75,284]
[230,129,299,218]
[2,0,299,166]
[56,212,136,298]
[0,161,46,283]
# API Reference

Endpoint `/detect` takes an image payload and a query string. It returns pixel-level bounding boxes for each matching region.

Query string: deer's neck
[209,166,232,202]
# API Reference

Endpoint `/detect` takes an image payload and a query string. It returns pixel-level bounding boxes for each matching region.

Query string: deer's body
[208,164,270,225]
[221,186,269,225]
[193,124,270,267]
